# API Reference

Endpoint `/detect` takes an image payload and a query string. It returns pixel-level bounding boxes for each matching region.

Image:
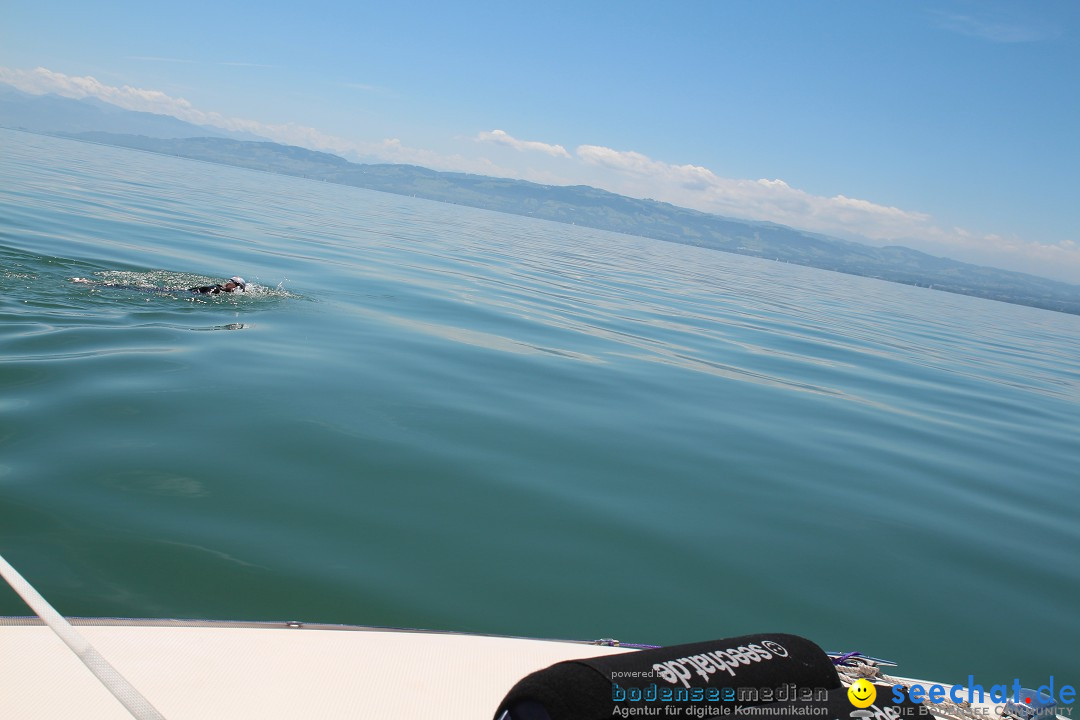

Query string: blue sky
[3,1,1079,281]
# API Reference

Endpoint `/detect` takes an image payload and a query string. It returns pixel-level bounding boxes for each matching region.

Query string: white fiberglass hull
[0,617,633,719]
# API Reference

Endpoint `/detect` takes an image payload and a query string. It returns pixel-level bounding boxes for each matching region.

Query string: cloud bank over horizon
[476,129,571,158]
[3,65,1078,284]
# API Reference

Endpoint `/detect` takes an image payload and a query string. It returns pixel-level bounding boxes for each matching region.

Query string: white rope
[0,553,167,720]
[836,662,978,720]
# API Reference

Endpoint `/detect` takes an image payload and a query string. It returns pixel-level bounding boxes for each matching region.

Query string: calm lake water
[1,129,1078,684]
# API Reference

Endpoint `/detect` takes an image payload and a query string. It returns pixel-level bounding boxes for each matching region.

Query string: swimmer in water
[189,277,247,294]
[71,275,247,294]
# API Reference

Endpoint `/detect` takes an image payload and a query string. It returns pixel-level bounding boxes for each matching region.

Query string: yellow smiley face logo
[848,679,877,708]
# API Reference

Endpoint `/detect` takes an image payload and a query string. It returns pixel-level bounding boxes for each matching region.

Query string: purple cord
[832,651,862,665]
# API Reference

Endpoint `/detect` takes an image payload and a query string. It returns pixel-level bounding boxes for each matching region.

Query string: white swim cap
[230,276,247,290]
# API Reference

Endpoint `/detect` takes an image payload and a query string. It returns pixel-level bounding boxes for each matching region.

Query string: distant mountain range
[3,83,1078,316]
[0,83,264,141]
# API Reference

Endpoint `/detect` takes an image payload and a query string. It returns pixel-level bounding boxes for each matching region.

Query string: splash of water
[72,269,298,301]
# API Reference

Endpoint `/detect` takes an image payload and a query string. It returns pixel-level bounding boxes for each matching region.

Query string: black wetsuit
[189,284,230,294]
[73,278,240,294]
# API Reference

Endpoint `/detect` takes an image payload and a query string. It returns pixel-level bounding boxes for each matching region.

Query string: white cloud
[2,66,233,128]
[574,144,1080,282]
[0,66,419,163]
[364,138,507,175]
[911,227,1080,281]
[477,129,571,158]
[0,66,358,154]
[577,143,931,239]
[577,144,719,191]
[2,66,180,111]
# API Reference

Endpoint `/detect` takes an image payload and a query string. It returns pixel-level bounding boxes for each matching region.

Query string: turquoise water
[2,129,1078,684]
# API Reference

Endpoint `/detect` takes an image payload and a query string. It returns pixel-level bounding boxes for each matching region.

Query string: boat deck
[0,617,634,719]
